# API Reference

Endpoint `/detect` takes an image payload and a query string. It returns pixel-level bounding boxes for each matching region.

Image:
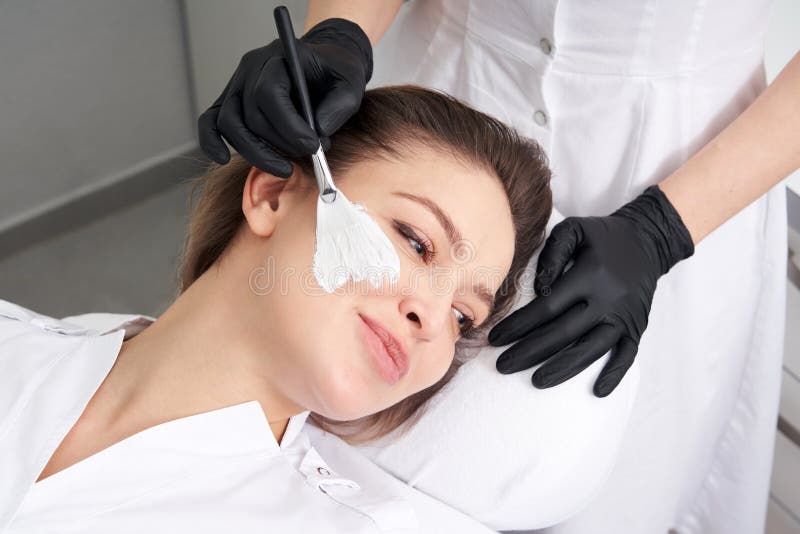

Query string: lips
[358,313,410,383]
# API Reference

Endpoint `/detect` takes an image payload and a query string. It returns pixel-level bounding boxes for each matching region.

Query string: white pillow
[349,209,640,531]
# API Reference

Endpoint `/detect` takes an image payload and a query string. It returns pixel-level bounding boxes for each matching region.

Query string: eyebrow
[391,191,496,315]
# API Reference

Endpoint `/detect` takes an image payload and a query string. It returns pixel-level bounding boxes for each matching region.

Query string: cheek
[413,342,456,391]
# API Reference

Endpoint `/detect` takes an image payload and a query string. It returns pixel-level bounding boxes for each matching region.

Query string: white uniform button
[539,38,553,55]
[533,110,548,126]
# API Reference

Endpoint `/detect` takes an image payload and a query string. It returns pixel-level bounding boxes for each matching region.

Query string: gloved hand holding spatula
[197,8,372,178]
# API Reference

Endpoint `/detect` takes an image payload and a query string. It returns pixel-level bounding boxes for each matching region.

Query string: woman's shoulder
[0,299,92,380]
[0,299,151,528]
[60,311,156,339]
[0,299,93,337]
[0,299,136,397]
[0,299,156,418]
[0,298,155,341]
[0,299,157,426]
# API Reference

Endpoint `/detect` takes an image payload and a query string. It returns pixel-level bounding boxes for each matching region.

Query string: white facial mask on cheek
[312,192,400,293]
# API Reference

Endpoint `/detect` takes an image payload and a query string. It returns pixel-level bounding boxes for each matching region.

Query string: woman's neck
[89,266,304,445]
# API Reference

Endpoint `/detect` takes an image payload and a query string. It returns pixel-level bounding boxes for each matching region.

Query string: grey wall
[0,0,196,232]
[183,0,307,119]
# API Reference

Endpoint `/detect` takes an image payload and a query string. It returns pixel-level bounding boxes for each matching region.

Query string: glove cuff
[613,184,695,275]
[301,18,374,82]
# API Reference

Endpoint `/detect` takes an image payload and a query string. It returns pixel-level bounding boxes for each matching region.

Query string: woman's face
[239,145,515,421]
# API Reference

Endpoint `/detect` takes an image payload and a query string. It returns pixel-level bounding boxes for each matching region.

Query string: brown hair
[179,85,551,445]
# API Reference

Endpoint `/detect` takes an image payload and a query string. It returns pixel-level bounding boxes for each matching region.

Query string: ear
[242,166,299,237]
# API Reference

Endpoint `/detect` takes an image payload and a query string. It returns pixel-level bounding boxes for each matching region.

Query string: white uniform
[0,299,495,534]
[371,1,787,533]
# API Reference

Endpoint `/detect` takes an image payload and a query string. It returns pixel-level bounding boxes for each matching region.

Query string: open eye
[392,219,477,336]
[452,307,475,335]
[393,220,436,263]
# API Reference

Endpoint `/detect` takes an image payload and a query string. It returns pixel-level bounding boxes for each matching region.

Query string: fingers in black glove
[244,55,320,157]
[533,217,583,296]
[594,336,638,397]
[488,185,694,397]
[531,323,618,388]
[495,300,593,374]
[315,80,362,137]
[218,84,294,177]
[197,18,372,177]
[488,257,584,346]
[197,77,233,165]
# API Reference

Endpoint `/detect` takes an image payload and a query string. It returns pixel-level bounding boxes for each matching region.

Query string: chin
[313,402,375,423]
[309,366,379,422]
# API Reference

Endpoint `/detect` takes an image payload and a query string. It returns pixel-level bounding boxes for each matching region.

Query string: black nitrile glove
[197,18,373,177]
[488,185,695,397]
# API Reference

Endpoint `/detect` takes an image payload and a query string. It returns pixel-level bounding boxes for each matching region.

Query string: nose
[399,291,452,340]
